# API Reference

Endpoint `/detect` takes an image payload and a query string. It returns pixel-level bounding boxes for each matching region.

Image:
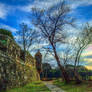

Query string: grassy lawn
[53,79,92,92]
[5,81,50,92]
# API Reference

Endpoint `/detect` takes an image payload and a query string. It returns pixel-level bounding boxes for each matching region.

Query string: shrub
[0,29,14,39]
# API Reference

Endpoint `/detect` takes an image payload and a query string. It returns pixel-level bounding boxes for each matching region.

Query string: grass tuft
[5,81,50,92]
[53,79,92,92]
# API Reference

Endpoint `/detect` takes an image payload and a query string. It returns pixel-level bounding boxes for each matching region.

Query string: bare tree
[69,24,92,83]
[60,47,73,68]
[31,1,75,83]
[74,24,92,70]
[17,23,37,62]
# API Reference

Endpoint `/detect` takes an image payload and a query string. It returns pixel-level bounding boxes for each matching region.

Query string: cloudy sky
[0,0,92,69]
[0,0,92,31]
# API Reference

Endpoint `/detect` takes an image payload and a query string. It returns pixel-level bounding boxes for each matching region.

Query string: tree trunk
[75,45,88,83]
[74,49,82,84]
[74,69,82,84]
[74,60,82,84]
[52,45,70,83]
[58,61,70,83]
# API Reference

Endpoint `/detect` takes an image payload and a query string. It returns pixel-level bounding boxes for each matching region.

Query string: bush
[0,29,14,39]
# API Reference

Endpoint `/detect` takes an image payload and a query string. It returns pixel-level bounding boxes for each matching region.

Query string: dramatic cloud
[0,24,18,32]
[20,0,62,12]
[20,0,92,12]
[69,0,92,9]
[0,3,9,19]
[0,0,92,67]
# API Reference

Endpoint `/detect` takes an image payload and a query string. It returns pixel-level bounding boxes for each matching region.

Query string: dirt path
[43,81,65,92]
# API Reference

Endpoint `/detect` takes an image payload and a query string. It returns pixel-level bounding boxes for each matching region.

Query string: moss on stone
[0,34,40,91]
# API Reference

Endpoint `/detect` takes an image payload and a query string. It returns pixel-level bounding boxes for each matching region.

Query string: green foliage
[0,29,14,39]
[0,40,7,46]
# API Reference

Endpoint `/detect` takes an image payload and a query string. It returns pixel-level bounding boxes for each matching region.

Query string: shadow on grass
[53,79,92,92]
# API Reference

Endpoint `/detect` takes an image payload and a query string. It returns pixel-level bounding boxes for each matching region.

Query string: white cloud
[19,0,92,13]
[0,2,20,19]
[88,20,92,26]
[21,19,31,25]
[69,0,92,9]
[29,42,49,51]
[0,3,10,19]
[0,24,18,32]
[20,0,62,12]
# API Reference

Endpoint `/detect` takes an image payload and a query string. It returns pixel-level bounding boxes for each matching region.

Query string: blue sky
[0,0,92,33]
[1,0,92,68]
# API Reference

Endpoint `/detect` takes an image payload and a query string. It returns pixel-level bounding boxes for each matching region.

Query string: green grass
[6,81,50,92]
[53,80,92,92]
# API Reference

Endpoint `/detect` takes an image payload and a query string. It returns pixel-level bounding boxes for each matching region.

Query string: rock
[0,34,40,90]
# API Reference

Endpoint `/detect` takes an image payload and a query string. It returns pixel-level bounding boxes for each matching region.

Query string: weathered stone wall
[0,34,40,90]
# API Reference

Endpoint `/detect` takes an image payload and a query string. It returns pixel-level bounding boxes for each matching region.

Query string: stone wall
[0,34,40,90]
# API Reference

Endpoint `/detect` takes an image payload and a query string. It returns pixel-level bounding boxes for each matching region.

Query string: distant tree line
[41,63,92,81]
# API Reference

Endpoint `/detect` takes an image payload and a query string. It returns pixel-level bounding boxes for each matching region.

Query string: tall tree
[17,23,36,62]
[31,1,75,83]
[74,25,92,68]
[70,24,92,83]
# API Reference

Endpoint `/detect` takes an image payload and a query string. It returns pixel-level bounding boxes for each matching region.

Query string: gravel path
[43,81,65,92]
